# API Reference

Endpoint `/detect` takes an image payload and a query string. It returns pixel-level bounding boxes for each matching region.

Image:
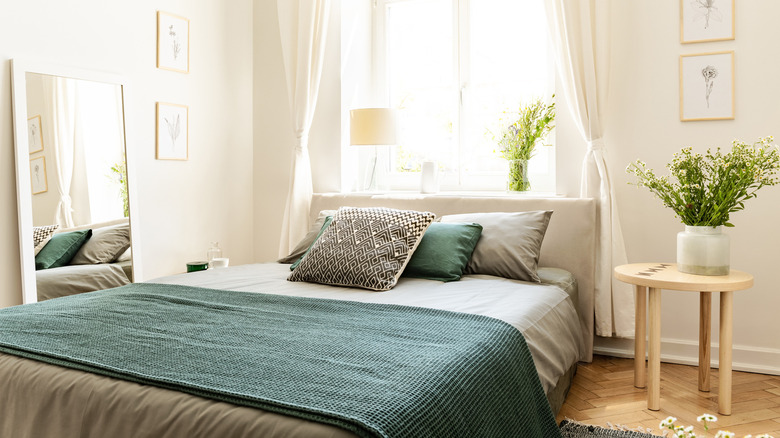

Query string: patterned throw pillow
[288,207,436,291]
[33,224,60,256]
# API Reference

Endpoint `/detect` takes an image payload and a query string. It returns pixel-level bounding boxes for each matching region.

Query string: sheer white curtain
[545,0,633,337]
[43,76,83,229]
[277,0,331,256]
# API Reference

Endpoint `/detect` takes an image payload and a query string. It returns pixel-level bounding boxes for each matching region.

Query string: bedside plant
[496,96,555,192]
[626,137,780,275]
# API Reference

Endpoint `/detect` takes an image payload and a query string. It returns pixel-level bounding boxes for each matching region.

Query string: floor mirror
[11,60,143,304]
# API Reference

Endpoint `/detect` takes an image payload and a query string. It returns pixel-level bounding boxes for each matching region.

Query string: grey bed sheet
[154,263,584,394]
[36,263,130,301]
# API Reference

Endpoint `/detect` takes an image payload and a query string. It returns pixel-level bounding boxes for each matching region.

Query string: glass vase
[507,159,530,192]
[207,242,223,268]
[676,226,729,276]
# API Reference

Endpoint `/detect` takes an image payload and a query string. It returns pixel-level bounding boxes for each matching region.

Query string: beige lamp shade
[350,108,399,145]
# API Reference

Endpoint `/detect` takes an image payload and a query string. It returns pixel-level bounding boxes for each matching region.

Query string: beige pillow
[440,211,553,283]
[277,210,337,264]
[70,223,131,265]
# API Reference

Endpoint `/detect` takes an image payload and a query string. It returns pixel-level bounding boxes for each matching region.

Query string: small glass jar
[677,226,729,276]
[207,242,223,268]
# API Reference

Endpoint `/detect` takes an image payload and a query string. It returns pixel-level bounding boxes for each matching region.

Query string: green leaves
[497,95,556,162]
[627,136,780,227]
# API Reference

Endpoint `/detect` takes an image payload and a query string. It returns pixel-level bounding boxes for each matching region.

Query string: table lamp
[350,108,399,191]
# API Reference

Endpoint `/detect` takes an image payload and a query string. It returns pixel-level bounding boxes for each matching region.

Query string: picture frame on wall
[27,115,43,154]
[157,11,190,73]
[681,0,735,44]
[680,51,734,122]
[30,156,48,195]
[156,102,189,160]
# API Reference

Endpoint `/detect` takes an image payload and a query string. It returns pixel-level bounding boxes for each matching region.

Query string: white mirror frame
[10,59,144,304]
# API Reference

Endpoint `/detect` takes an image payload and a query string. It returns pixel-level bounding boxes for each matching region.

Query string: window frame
[370,0,556,193]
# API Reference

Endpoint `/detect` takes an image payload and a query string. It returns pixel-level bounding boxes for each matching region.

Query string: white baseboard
[594,336,780,376]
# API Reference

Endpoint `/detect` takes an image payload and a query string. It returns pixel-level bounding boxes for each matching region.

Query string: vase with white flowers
[626,137,780,275]
[496,96,555,192]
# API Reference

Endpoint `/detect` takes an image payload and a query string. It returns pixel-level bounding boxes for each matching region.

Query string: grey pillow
[288,207,436,291]
[70,223,131,265]
[440,211,553,283]
[277,210,337,263]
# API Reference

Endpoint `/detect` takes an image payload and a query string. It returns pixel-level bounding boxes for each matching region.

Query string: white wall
[597,1,780,373]
[0,0,254,307]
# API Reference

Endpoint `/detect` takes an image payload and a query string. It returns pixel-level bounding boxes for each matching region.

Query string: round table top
[614,263,753,292]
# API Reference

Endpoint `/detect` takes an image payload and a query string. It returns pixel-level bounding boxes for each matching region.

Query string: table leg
[634,286,647,389]
[699,291,711,392]
[719,291,733,415]
[648,287,661,411]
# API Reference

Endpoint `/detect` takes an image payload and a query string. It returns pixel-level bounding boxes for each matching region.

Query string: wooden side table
[614,263,753,415]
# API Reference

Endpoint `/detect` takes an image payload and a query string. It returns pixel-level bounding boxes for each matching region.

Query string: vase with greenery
[626,137,779,275]
[496,96,555,192]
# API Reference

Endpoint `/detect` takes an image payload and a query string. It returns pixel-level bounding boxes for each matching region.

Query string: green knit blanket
[0,283,562,438]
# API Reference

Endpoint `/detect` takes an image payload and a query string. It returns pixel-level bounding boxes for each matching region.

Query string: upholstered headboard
[310,193,596,361]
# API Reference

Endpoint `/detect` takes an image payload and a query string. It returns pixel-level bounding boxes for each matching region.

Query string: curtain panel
[277,0,331,256]
[43,76,84,229]
[545,0,633,337]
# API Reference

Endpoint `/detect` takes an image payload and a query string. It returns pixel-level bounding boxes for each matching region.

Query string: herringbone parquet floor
[558,355,780,437]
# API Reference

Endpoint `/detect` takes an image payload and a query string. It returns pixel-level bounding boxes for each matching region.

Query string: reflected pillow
[402,222,482,282]
[70,223,131,265]
[35,229,92,270]
[288,207,435,291]
[440,211,553,283]
[33,224,60,256]
[277,210,337,264]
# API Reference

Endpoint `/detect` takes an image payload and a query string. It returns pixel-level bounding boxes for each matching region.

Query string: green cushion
[35,229,92,270]
[402,222,482,282]
[290,216,333,270]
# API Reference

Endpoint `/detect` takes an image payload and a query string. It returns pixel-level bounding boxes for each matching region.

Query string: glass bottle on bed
[207,242,222,268]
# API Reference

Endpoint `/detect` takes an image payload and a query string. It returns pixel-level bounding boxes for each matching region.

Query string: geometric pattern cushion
[288,207,436,291]
[33,224,60,255]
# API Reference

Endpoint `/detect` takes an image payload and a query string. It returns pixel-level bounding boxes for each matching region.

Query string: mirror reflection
[25,72,133,302]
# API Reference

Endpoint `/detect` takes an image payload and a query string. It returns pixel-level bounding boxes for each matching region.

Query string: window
[373,0,555,191]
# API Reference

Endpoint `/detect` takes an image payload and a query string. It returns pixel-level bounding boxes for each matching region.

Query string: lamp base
[360,146,388,192]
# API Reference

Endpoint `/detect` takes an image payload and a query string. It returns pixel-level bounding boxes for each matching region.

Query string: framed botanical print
[156,102,189,160]
[30,156,48,194]
[680,51,734,121]
[681,0,735,44]
[157,11,190,73]
[28,115,43,154]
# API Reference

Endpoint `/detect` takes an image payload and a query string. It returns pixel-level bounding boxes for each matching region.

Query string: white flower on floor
[657,414,773,438]
[661,417,678,429]
[697,414,718,423]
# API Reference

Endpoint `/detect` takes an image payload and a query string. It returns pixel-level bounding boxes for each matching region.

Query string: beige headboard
[310,193,596,361]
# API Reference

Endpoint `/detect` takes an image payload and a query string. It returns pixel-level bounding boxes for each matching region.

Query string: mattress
[35,263,130,301]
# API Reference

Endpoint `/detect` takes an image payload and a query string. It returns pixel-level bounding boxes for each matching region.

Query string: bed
[35,218,133,301]
[0,195,595,437]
